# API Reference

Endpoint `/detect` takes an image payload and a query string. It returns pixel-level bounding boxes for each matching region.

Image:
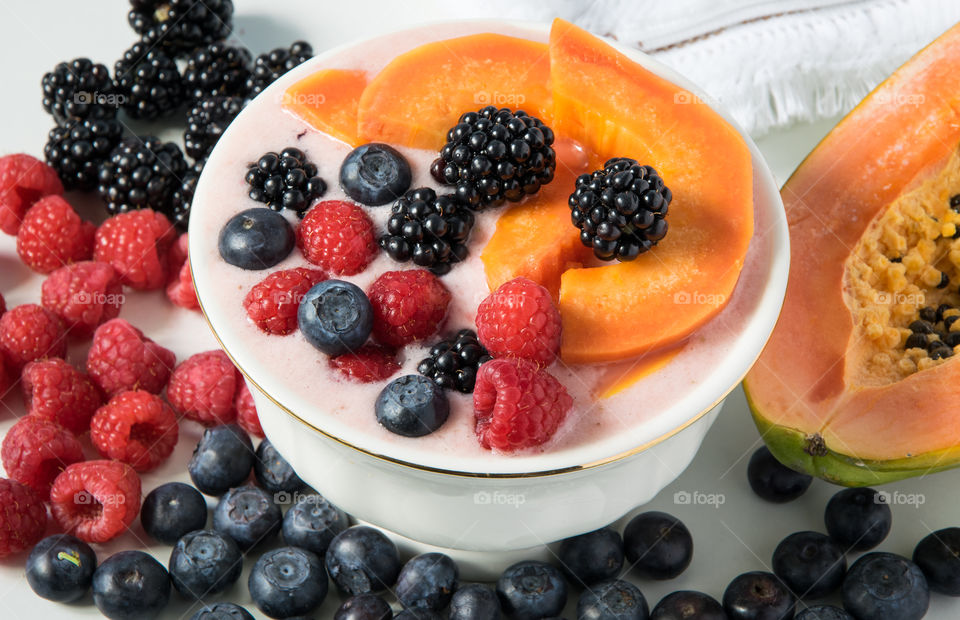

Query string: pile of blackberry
[172,159,205,230]
[244,147,326,216]
[431,106,556,210]
[44,119,124,191]
[417,329,491,393]
[41,58,117,125]
[113,43,184,120]
[97,136,189,226]
[904,304,960,360]
[128,0,234,56]
[380,187,474,275]
[184,96,245,160]
[569,157,672,261]
[247,41,314,96]
[182,42,252,101]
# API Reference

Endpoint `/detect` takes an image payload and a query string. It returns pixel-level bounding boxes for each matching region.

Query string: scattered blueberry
[334,593,394,620]
[26,534,97,603]
[248,546,328,619]
[842,552,929,620]
[282,492,349,556]
[795,606,853,620]
[254,438,305,495]
[722,571,795,620]
[623,511,693,580]
[169,529,243,598]
[650,590,726,620]
[189,602,256,620]
[375,374,450,437]
[218,207,295,270]
[578,579,649,620]
[325,525,401,595]
[141,482,208,544]
[188,424,255,496]
[92,550,171,620]
[913,526,960,595]
[298,279,373,356]
[213,485,282,551]
[396,552,459,611]
[558,527,624,585]
[824,487,891,551]
[496,560,567,620]
[771,531,846,599]
[340,142,412,206]
[747,446,812,503]
[449,583,502,620]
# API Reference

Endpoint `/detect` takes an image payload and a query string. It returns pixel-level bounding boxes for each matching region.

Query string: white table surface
[1,1,959,618]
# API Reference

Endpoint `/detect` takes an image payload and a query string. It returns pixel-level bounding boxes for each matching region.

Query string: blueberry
[449,583,502,620]
[190,603,256,620]
[169,529,243,598]
[578,579,649,620]
[282,492,349,556]
[650,590,725,620]
[334,593,394,620]
[325,525,401,595]
[722,571,795,620]
[254,438,305,495]
[375,374,450,437]
[213,485,282,551]
[795,606,853,620]
[914,526,960,595]
[218,207,295,269]
[141,482,208,544]
[496,560,567,620]
[824,487,891,551]
[340,143,413,206]
[188,424,255,496]
[558,527,624,585]
[298,279,373,356]
[92,550,171,620]
[772,531,846,598]
[842,552,929,620]
[25,534,97,603]
[394,611,443,620]
[396,552,459,611]
[747,446,812,503]
[623,511,692,580]
[249,546,328,618]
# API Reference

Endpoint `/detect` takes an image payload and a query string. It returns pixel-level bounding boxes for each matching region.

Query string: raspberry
[41,261,123,336]
[368,270,451,347]
[22,358,103,434]
[16,195,95,274]
[0,292,5,315]
[165,232,199,310]
[167,349,240,426]
[0,154,63,236]
[0,478,47,557]
[167,232,189,276]
[235,381,263,438]
[298,200,378,276]
[49,460,141,544]
[0,304,66,369]
[1,416,85,497]
[0,355,10,397]
[475,277,561,366]
[329,344,401,383]
[90,391,179,472]
[93,209,176,290]
[473,358,572,451]
[243,267,327,335]
[86,318,176,396]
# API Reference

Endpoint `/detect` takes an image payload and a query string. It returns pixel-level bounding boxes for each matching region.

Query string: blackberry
[569,157,672,261]
[380,187,474,275]
[97,136,188,224]
[183,42,252,102]
[171,159,205,230]
[44,119,124,191]
[244,147,326,216]
[184,96,245,160]
[247,41,314,96]
[114,43,185,120]
[417,329,491,393]
[431,106,556,210]
[41,58,117,125]
[128,0,234,56]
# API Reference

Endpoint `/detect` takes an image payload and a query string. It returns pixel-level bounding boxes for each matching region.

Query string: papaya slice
[357,33,552,150]
[744,22,960,485]
[283,69,367,146]
[547,19,754,363]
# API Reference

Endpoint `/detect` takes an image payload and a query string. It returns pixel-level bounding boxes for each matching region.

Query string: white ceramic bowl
[190,20,789,563]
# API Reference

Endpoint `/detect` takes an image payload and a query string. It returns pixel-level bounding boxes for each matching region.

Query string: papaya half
[744,22,960,485]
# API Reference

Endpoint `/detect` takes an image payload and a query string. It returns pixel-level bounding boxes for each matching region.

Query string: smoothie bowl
[190,19,789,560]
